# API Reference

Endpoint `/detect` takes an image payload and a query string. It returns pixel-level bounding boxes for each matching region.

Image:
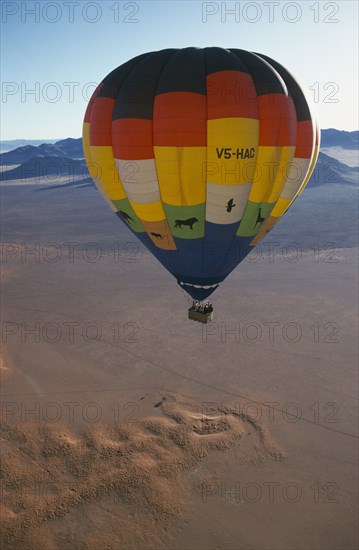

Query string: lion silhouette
[174,217,198,230]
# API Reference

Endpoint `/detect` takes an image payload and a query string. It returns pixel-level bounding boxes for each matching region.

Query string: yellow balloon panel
[89,146,126,201]
[130,200,166,223]
[268,197,291,219]
[248,145,282,203]
[206,118,259,185]
[153,146,207,206]
[266,145,296,203]
[83,124,118,211]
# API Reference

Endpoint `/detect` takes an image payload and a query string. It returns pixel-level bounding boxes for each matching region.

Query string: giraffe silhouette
[117,210,135,224]
[254,208,265,227]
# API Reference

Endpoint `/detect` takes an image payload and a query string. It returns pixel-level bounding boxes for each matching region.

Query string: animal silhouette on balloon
[174,217,199,230]
[226,198,236,212]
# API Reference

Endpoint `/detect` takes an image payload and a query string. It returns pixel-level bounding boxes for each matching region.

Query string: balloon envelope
[83,47,319,300]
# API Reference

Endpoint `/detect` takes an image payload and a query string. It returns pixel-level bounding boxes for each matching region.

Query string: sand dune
[0,393,284,549]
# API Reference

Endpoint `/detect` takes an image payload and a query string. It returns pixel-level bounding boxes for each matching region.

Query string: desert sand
[1,177,358,549]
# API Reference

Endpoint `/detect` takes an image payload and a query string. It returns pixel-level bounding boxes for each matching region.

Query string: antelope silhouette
[151,232,163,240]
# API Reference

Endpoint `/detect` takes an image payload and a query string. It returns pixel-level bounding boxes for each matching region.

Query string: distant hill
[321,129,358,149]
[0,139,60,153]
[0,138,83,165]
[307,152,358,187]
[0,156,88,181]
[54,138,84,158]
[0,144,65,165]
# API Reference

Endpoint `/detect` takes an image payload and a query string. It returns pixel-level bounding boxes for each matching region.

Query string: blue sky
[1,0,358,139]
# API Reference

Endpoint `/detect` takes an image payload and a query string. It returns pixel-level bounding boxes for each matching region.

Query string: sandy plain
[0,175,358,549]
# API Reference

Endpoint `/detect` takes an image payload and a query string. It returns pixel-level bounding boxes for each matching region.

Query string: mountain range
[0,156,88,181]
[306,152,358,187]
[0,130,358,187]
[320,128,358,149]
[0,139,59,153]
[0,138,84,164]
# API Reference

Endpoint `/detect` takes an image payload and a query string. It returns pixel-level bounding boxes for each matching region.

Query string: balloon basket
[188,301,214,324]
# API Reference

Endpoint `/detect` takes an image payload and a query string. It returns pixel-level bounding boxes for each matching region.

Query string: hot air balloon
[82,47,319,323]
